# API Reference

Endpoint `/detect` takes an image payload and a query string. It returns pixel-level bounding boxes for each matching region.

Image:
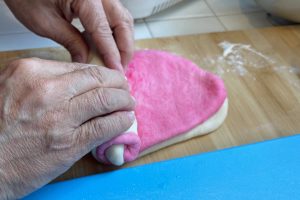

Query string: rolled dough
[87,45,228,166]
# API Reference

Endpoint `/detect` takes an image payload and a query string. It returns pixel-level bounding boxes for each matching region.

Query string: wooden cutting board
[0,26,300,182]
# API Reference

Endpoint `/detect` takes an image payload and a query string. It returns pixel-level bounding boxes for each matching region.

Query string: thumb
[47,18,88,63]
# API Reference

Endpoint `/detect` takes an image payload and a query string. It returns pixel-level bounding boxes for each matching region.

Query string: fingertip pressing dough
[85,31,139,166]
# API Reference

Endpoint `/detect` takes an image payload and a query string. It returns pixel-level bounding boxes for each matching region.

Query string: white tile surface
[0,32,59,51]
[146,17,225,38]
[0,1,29,34]
[72,18,152,40]
[0,0,274,51]
[206,0,262,16]
[146,0,214,21]
[0,21,151,51]
[219,12,272,30]
[71,19,85,32]
[134,21,152,39]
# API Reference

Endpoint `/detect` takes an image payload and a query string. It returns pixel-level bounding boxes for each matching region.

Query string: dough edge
[139,98,229,157]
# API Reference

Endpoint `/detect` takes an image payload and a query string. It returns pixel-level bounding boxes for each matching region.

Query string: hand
[4,0,134,72]
[0,58,135,199]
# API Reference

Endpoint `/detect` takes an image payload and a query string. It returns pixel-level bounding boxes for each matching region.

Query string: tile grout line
[144,14,216,22]
[0,31,33,36]
[215,15,228,31]
[143,19,155,38]
[203,1,265,16]
[216,11,272,31]
[140,16,228,39]
[203,0,218,16]
[143,15,233,24]
[215,10,267,17]
[145,0,216,23]
[204,0,227,31]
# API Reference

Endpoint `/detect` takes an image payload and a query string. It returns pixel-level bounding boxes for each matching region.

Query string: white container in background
[255,0,300,22]
[120,0,184,19]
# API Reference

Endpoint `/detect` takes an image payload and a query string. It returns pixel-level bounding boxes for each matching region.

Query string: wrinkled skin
[0,58,135,199]
[5,0,134,72]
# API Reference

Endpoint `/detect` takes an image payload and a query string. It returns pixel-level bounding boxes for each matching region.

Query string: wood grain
[0,26,300,182]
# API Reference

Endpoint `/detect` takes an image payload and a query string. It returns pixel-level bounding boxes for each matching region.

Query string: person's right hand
[5,0,134,72]
[0,58,135,199]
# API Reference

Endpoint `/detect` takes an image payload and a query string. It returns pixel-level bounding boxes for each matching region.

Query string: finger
[72,0,123,72]
[45,16,89,63]
[103,0,134,69]
[114,19,134,69]
[53,66,128,98]
[83,31,105,66]
[69,88,135,125]
[76,111,135,148]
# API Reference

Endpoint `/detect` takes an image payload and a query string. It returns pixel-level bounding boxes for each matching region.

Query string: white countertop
[0,0,276,52]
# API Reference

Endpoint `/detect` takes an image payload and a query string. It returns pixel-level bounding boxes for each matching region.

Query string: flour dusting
[200,41,300,89]
[203,41,278,78]
[273,65,300,74]
[219,41,275,64]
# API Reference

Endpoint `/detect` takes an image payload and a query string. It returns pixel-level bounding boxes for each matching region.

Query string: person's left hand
[4,0,134,72]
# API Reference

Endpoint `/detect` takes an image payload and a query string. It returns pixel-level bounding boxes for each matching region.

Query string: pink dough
[95,50,227,164]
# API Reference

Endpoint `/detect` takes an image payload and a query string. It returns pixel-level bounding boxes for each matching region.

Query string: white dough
[140,98,228,157]
[104,119,138,166]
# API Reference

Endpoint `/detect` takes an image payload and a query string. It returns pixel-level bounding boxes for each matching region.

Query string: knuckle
[82,119,108,143]
[124,10,134,26]
[86,66,106,84]
[12,58,34,67]
[92,22,113,37]
[10,58,39,74]
[112,113,132,132]
[99,121,114,139]
[117,9,134,29]
[93,120,106,136]
[80,112,133,144]
[89,19,112,38]
[95,89,113,112]
[95,117,118,140]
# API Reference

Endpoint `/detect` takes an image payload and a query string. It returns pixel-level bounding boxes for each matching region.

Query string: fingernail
[131,96,136,104]
[127,111,135,121]
[116,63,124,74]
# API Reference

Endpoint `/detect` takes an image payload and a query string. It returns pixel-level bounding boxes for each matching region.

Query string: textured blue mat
[24,134,300,200]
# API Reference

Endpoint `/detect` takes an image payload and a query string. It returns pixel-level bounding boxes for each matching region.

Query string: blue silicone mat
[24,134,300,200]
